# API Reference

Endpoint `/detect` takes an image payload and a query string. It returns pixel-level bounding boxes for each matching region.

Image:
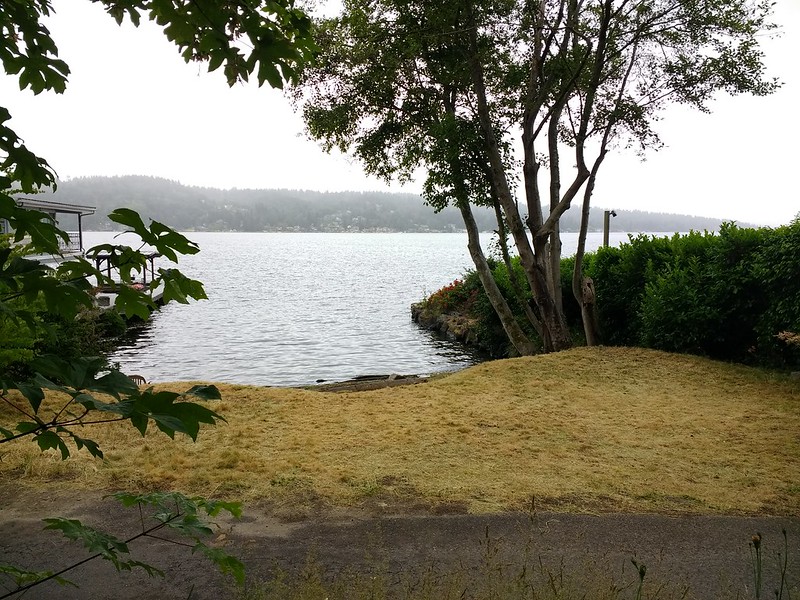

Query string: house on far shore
[0,198,96,264]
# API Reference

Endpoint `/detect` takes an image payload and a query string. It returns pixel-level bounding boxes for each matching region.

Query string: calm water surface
[84,231,634,386]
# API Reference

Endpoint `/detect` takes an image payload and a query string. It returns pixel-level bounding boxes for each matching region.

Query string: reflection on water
[85,231,633,387]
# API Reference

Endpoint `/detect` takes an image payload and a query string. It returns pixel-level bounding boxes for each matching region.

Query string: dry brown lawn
[1,347,798,516]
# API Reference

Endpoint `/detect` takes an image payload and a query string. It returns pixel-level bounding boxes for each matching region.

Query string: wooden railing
[59,231,81,253]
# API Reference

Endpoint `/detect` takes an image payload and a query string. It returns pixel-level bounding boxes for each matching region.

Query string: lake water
[84,231,638,386]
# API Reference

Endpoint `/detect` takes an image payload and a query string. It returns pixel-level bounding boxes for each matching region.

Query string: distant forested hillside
[40,176,730,233]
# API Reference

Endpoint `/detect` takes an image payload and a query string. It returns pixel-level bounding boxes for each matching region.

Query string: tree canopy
[298,0,778,352]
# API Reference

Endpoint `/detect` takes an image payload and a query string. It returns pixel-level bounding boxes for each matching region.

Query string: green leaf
[110,491,241,520]
[162,401,223,441]
[14,381,45,413]
[15,421,41,435]
[8,206,66,253]
[195,498,242,519]
[122,560,164,578]
[42,517,164,576]
[149,413,182,438]
[40,281,93,319]
[0,563,76,588]
[63,430,104,459]
[184,384,222,401]
[91,369,139,398]
[164,513,213,537]
[161,277,188,304]
[158,268,207,303]
[107,208,153,242]
[102,492,243,582]
[30,355,81,387]
[36,430,69,459]
[193,544,246,585]
[44,518,128,554]
[128,390,224,441]
[72,392,108,408]
[130,411,148,437]
[115,284,156,320]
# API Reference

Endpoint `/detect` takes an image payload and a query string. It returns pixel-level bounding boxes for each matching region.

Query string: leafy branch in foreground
[0,492,244,599]
[0,355,223,458]
[1,0,318,594]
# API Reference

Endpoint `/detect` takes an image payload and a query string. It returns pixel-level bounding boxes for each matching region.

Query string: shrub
[751,218,800,367]
[420,222,800,369]
[0,298,128,380]
[589,222,800,368]
[638,258,720,354]
[424,278,474,314]
[588,234,675,346]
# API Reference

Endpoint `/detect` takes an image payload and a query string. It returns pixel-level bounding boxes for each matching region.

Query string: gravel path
[1,487,798,599]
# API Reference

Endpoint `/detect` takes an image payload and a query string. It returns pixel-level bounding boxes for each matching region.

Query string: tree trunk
[440,97,536,356]
[578,276,601,346]
[459,202,537,356]
[491,196,545,339]
[572,31,640,346]
[464,3,571,353]
[531,235,572,351]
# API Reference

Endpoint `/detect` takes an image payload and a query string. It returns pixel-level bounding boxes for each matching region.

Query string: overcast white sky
[1,0,798,226]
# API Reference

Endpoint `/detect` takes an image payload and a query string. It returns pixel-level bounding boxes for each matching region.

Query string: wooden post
[603,209,617,247]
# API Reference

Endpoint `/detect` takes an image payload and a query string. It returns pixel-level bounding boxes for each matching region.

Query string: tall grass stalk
[775,528,790,600]
[751,533,763,600]
[632,558,647,600]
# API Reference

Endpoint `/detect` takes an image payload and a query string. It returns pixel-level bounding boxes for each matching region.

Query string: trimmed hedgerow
[588,220,800,368]
[420,219,800,369]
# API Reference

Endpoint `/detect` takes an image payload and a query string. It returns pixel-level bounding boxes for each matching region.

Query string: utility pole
[603,209,617,247]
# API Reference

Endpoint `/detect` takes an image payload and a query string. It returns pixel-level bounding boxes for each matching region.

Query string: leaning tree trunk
[572,168,602,346]
[459,201,537,356]
[572,32,641,346]
[442,80,536,357]
[491,196,545,339]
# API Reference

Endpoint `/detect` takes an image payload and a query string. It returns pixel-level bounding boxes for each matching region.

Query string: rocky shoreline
[304,373,429,393]
[410,302,480,346]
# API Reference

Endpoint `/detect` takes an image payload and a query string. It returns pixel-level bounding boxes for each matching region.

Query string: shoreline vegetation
[413,224,800,369]
[2,347,798,518]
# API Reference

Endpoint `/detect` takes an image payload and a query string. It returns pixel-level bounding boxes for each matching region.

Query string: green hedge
[421,219,800,369]
[587,220,800,368]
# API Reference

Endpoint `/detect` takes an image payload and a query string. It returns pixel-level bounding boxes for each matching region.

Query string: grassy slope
[2,347,798,516]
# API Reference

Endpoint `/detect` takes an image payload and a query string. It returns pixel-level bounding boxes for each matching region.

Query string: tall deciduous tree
[297,0,777,353]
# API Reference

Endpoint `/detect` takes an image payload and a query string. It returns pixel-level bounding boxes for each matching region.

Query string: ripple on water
[90,232,486,386]
[88,230,629,386]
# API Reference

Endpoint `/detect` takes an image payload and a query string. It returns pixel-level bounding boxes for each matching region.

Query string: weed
[751,533,763,600]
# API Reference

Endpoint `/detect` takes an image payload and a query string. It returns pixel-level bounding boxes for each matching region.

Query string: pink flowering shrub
[424,279,479,314]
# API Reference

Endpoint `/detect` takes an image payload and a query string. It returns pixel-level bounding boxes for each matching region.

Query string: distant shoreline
[42,175,741,232]
[82,228,696,235]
